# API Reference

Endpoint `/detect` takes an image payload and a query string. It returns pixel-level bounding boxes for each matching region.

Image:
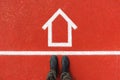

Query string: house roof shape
[42,8,77,30]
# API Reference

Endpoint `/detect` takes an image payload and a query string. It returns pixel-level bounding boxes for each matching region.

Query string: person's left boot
[47,55,58,80]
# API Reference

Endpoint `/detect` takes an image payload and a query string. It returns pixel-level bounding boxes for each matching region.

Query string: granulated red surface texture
[0,0,120,50]
[0,0,120,80]
[0,56,119,80]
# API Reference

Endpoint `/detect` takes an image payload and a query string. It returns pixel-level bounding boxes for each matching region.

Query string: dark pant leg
[47,70,57,80]
[60,72,72,80]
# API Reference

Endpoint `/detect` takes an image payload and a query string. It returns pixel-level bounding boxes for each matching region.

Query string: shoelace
[60,72,72,80]
[47,70,56,80]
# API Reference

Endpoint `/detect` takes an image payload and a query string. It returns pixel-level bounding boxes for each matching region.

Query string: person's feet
[47,56,71,80]
[61,56,70,73]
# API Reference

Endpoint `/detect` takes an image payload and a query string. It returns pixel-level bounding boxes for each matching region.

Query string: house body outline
[42,8,77,47]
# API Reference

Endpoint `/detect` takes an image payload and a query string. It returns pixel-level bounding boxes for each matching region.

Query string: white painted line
[0,51,120,55]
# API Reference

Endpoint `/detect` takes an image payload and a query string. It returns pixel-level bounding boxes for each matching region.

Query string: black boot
[47,55,58,80]
[61,56,71,80]
[62,56,70,73]
[50,55,58,74]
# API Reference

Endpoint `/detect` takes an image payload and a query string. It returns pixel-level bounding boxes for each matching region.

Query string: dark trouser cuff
[60,72,72,80]
[47,70,57,80]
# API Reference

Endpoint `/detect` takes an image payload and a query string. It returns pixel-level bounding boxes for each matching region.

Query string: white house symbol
[42,8,77,47]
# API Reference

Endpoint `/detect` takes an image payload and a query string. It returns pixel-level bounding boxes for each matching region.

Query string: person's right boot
[61,56,71,80]
[47,55,58,80]
[62,56,70,73]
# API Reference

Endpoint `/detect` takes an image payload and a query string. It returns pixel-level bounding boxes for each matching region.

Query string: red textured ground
[0,0,120,50]
[0,56,119,80]
[0,0,120,80]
